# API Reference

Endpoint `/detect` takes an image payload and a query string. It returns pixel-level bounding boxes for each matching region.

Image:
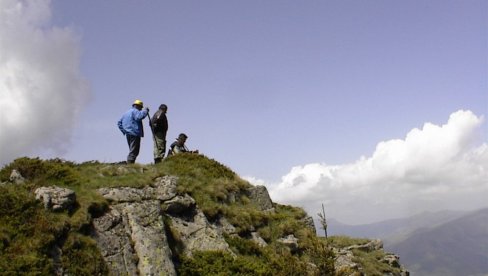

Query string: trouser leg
[153,133,166,161]
[126,134,140,163]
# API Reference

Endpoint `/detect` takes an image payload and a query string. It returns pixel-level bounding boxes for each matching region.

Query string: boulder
[125,201,176,276]
[248,185,274,211]
[98,175,177,203]
[277,234,299,253]
[382,253,401,268]
[92,207,139,275]
[168,210,232,257]
[35,186,76,212]
[333,248,360,274]
[9,169,25,184]
[92,201,176,276]
[346,239,383,252]
[332,239,410,276]
[251,232,267,247]
[162,194,196,215]
[215,217,237,236]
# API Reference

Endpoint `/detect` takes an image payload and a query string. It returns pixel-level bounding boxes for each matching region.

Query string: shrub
[0,157,80,188]
[0,185,66,274]
[61,233,108,275]
[0,155,340,275]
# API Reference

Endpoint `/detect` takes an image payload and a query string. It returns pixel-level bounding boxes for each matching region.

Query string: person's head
[177,133,187,145]
[159,104,168,113]
[133,99,143,110]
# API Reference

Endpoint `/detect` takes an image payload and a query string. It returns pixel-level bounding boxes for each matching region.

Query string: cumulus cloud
[251,110,488,224]
[0,0,89,166]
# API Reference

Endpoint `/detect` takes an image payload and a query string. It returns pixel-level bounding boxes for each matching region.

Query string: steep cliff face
[0,156,409,275]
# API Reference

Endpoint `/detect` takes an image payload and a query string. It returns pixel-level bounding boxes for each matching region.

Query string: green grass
[352,250,404,275]
[327,235,406,275]
[0,184,68,274]
[327,235,370,248]
[0,155,338,275]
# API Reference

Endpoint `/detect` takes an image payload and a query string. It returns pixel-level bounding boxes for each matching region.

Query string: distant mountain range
[327,208,488,275]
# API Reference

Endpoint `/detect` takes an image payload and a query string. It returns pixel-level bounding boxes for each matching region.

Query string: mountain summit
[0,155,408,275]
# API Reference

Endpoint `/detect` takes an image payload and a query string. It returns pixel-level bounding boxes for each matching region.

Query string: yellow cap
[133,99,143,107]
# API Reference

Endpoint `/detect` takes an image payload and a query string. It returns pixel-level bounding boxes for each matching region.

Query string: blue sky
[1,0,487,224]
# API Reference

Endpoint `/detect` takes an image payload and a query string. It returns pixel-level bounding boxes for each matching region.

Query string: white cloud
[0,0,89,166]
[252,110,488,224]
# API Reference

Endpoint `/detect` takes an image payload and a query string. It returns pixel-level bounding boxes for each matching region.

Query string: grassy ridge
[0,155,335,275]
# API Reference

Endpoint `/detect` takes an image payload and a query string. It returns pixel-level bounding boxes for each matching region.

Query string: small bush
[0,157,80,188]
[225,235,263,256]
[178,249,315,276]
[0,185,66,274]
[0,155,340,275]
[61,233,108,275]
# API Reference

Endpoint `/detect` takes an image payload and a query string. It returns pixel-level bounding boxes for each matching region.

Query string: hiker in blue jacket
[118,99,149,163]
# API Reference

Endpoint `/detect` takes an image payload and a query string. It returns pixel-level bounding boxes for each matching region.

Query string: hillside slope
[0,155,408,275]
[390,208,488,276]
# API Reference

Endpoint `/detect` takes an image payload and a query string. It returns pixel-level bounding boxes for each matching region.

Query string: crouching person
[167,133,199,156]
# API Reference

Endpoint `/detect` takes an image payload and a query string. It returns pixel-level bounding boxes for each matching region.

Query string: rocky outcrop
[9,169,25,184]
[34,186,76,212]
[277,234,299,253]
[92,175,232,275]
[93,182,176,275]
[92,205,142,275]
[333,239,409,276]
[97,175,177,202]
[167,209,232,257]
[345,238,383,252]
[28,172,408,275]
[248,185,274,211]
[1,169,26,186]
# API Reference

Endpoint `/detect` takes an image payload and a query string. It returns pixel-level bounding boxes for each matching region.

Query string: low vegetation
[0,155,402,275]
[0,155,336,275]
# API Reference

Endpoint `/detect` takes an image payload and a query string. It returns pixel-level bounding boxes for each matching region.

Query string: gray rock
[382,253,401,268]
[332,239,410,276]
[346,239,383,252]
[333,248,360,273]
[277,234,299,253]
[93,201,176,276]
[248,185,274,211]
[163,194,196,215]
[35,186,76,212]
[10,169,25,184]
[125,201,176,276]
[92,207,139,275]
[93,176,181,276]
[251,232,267,247]
[168,210,232,257]
[98,175,177,203]
[215,217,237,236]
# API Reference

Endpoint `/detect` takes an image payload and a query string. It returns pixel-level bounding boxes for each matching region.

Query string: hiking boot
[154,158,162,164]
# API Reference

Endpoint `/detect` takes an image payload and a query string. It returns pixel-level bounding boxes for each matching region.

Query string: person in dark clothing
[167,133,198,156]
[117,100,149,163]
[150,104,168,163]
